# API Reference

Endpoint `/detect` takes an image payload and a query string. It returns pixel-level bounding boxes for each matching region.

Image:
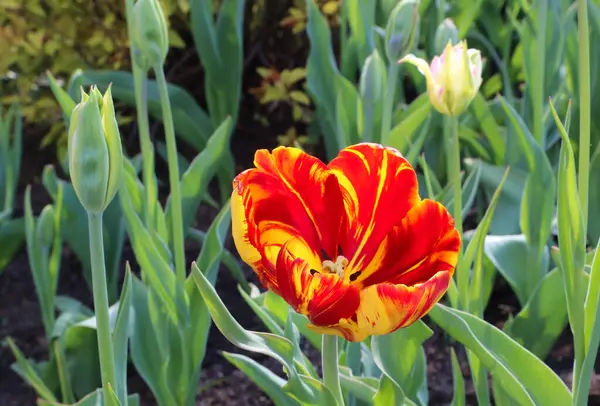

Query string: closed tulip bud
[385,0,420,62]
[132,0,169,70]
[359,49,386,103]
[433,19,459,56]
[37,205,55,249]
[400,40,482,116]
[68,86,123,214]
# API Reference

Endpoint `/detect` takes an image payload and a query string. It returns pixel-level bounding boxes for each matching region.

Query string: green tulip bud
[68,86,123,214]
[36,205,55,249]
[359,49,387,103]
[385,0,420,62]
[132,0,169,70]
[433,18,459,56]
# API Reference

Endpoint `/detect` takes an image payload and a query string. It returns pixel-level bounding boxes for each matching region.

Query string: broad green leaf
[430,304,572,406]
[463,159,526,235]
[503,267,568,359]
[37,390,140,406]
[129,279,177,406]
[576,239,600,405]
[550,100,586,369]
[68,70,212,151]
[222,352,294,406]
[483,234,549,306]
[371,321,432,406]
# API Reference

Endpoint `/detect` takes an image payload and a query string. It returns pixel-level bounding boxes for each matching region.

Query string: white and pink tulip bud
[400,41,482,116]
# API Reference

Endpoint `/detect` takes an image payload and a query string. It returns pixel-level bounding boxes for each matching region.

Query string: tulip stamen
[322,255,348,278]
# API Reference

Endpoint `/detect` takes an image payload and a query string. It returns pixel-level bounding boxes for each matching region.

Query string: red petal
[308,271,451,342]
[231,147,346,290]
[328,143,420,270]
[276,241,360,326]
[254,147,346,259]
[357,200,460,287]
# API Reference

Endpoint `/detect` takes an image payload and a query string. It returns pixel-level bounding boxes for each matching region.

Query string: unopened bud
[37,205,55,249]
[385,0,420,62]
[132,0,169,70]
[433,19,459,56]
[68,86,123,213]
[359,49,386,103]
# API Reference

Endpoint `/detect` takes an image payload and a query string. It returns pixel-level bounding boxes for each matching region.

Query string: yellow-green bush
[0,0,188,137]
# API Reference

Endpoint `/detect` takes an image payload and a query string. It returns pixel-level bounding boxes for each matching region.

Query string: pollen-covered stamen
[322,255,349,278]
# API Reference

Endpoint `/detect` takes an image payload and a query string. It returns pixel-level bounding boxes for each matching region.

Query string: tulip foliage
[5,0,600,406]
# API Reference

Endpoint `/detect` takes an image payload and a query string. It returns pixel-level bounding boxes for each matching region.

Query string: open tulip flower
[232,143,461,342]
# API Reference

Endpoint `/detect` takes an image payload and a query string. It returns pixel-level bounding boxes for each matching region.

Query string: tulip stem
[155,66,186,286]
[322,335,344,406]
[380,62,400,146]
[124,0,156,235]
[449,116,463,237]
[87,212,117,406]
[577,0,590,237]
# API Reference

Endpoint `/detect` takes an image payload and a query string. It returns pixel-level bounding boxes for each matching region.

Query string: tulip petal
[276,241,360,326]
[308,271,451,342]
[355,200,460,287]
[232,147,346,290]
[328,143,420,270]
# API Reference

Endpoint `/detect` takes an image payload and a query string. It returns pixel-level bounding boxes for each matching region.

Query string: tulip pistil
[322,255,348,278]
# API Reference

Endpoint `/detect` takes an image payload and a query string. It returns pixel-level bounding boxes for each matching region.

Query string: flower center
[322,255,348,278]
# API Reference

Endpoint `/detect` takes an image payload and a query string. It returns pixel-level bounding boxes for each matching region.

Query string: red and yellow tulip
[232,143,460,342]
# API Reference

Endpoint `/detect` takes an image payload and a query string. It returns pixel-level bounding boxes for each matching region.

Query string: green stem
[155,66,186,285]
[87,212,116,406]
[125,0,156,234]
[380,63,400,146]
[577,0,590,236]
[573,0,591,396]
[450,116,463,237]
[532,0,547,146]
[449,116,466,309]
[322,335,344,406]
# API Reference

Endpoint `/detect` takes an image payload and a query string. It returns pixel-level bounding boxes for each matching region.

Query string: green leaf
[387,95,431,155]
[191,263,325,403]
[6,337,58,402]
[469,93,505,165]
[129,279,177,406]
[576,239,600,405]
[111,267,133,405]
[165,117,231,236]
[429,304,572,406]
[119,169,181,324]
[68,70,212,151]
[503,267,568,359]
[371,321,432,406]
[483,234,549,306]
[0,217,24,274]
[463,159,526,235]
[222,352,294,406]
[449,348,465,406]
[46,71,76,120]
